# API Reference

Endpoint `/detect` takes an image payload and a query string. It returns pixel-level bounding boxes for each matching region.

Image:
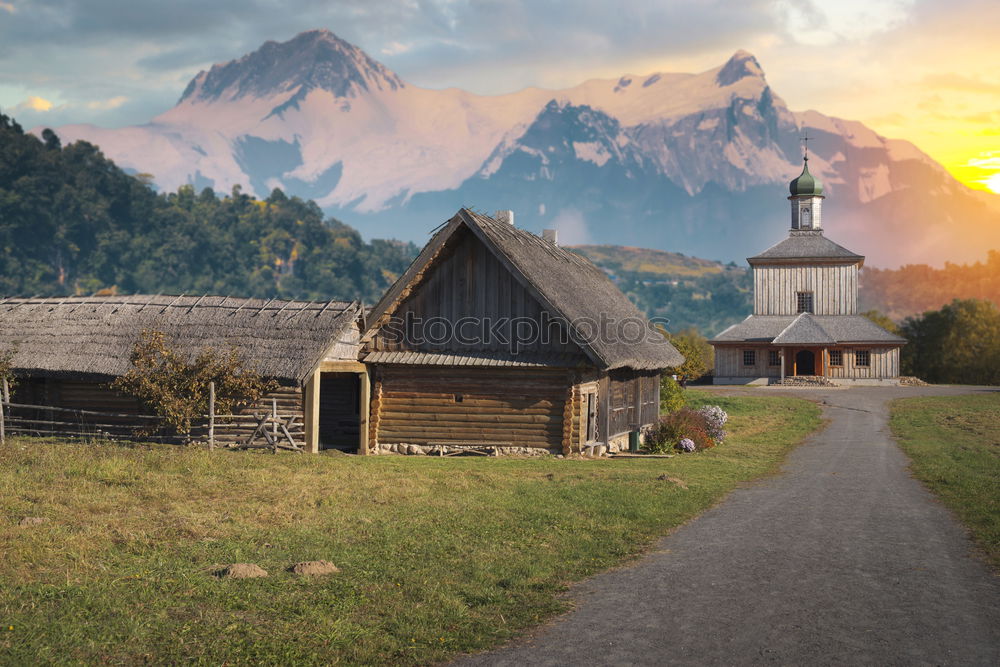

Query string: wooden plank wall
[606,369,660,438]
[753,264,858,315]
[713,346,775,378]
[714,345,900,379]
[374,366,570,450]
[825,347,899,379]
[370,226,581,357]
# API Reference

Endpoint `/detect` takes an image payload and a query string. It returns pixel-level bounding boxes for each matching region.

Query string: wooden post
[358,371,370,455]
[780,349,786,382]
[0,379,7,446]
[271,397,278,439]
[208,381,215,449]
[304,370,320,454]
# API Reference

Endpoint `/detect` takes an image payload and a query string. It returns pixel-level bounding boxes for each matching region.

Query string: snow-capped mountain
[47,30,1000,267]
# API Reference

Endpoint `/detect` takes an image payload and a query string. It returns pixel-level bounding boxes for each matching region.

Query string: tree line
[0,112,417,303]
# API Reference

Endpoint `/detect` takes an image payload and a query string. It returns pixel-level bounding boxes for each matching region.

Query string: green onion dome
[789,158,824,196]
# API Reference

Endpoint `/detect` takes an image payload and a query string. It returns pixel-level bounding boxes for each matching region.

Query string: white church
[711,157,906,385]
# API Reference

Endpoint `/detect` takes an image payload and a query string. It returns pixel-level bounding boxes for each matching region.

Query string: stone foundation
[376,442,559,456]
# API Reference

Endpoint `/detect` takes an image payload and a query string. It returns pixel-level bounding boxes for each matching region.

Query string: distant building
[711,158,906,385]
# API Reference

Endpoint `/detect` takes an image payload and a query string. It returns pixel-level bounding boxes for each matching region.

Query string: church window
[801,206,812,228]
[796,292,814,313]
[829,350,843,366]
[855,350,870,367]
[768,350,780,366]
[743,350,756,366]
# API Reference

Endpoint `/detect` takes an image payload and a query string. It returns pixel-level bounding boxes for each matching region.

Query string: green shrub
[644,408,714,453]
[660,375,685,414]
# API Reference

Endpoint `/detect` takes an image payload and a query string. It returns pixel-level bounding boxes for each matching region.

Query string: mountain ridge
[41,29,1000,268]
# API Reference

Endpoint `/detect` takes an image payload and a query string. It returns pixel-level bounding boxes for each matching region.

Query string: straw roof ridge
[0,295,361,384]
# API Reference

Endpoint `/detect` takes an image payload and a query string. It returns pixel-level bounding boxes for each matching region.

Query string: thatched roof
[748,230,864,265]
[364,208,683,371]
[711,313,906,345]
[0,295,361,385]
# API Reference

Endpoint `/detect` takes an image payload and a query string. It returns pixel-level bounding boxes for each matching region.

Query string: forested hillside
[860,253,1000,321]
[570,245,753,335]
[0,113,417,302]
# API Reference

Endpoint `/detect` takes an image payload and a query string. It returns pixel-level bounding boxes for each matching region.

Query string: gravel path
[458,385,1000,666]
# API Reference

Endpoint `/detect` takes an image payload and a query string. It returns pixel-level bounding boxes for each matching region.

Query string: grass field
[890,393,1000,569]
[1,390,821,665]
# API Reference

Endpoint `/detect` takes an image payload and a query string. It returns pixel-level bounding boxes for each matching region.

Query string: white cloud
[86,95,128,110]
[772,0,915,46]
[380,41,412,55]
[0,2,15,15]
[15,95,53,111]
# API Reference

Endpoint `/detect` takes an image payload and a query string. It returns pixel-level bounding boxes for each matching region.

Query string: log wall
[753,263,859,315]
[373,366,571,450]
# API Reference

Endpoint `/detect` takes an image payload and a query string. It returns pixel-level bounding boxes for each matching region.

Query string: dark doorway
[795,350,815,375]
[319,373,360,451]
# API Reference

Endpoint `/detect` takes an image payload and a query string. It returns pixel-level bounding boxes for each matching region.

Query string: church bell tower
[788,156,824,230]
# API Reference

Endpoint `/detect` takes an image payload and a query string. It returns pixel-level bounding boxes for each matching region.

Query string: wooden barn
[360,208,684,455]
[0,295,367,451]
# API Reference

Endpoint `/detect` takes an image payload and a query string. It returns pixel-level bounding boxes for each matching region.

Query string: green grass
[1,390,820,665]
[890,393,1000,568]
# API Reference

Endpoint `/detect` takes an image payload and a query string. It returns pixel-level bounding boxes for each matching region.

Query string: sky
[1,0,998,193]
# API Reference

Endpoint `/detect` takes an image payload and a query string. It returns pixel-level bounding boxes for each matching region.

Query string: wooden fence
[0,381,304,451]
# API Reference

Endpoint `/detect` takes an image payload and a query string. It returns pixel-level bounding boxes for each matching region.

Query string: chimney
[542,229,559,245]
[494,209,514,225]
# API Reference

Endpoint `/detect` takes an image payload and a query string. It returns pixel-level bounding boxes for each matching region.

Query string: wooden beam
[358,371,371,455]
[319,360,368,373]
[304,370,321,454]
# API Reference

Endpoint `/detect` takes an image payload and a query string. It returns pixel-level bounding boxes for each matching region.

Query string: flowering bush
[643,408,714,453]
[678,438,696,452]
[697,405,728,444]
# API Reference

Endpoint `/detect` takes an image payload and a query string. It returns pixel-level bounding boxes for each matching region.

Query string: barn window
[830,350,843,366]
[743,350,756,366]
[768,350,780,366]
[855,350,870,367]
[454,393,464,403]
[796,292,814,313]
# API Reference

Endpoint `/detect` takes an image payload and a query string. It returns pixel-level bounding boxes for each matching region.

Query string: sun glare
[982,173,1000,195]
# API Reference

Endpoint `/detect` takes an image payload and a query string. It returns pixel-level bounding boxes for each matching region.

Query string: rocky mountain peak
[716,50,765,87]
[178,29,404,104]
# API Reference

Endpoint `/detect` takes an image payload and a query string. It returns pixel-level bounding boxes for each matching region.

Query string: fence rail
[0,382,303,451]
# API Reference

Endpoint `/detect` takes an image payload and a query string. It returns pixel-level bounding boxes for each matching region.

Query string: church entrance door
[795,350,816,375]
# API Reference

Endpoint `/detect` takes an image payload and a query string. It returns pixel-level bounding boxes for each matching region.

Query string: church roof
[772,313,836,345]
[748,230,864,265]
[711,314,906,345]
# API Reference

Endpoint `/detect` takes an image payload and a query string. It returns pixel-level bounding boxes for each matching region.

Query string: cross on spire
[800,134,812,162]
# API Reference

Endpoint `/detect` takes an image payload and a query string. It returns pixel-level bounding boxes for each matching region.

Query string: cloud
[86,95,128,110]
[0,2,15,14]
[15,95,54,111]
[772,0,915,46]
[380,41,412,56]
[921,72,1000,94]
